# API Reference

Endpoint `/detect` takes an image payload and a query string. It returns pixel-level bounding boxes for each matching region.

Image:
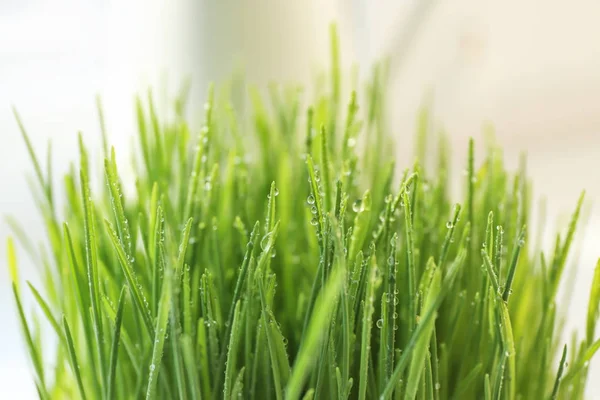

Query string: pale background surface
[1,0,599,398]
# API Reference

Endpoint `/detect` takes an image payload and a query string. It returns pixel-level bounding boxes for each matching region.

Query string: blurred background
[1,0,599,398]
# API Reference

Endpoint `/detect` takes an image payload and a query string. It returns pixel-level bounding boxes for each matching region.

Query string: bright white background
[1,0,599,398]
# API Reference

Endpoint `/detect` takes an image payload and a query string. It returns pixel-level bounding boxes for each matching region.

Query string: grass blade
[80,140,107,387]
[63,316,87,400]
[146,252,173,400]
[106,286,127,400]
[223,301,243,399]
[287,266,345,400]
[550,345,568,400]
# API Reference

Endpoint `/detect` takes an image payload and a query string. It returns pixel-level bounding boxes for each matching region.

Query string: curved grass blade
[563,337,600,382]
[451,363,482,400]
[27,282,64,343]
[550,345,567,400]
[62,316,87,400]
[586,259,600,344]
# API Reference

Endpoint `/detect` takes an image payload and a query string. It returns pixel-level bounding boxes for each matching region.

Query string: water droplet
[311,206,318,215]
[446,221,453,229]
[261,233,272,251]
[505,351,510,357]
[274,187,279,196]
[149,364,155,372]
[352,200,362,212]
[518,239,525,246]
[388,257,394,266]
[376,319,384,329]
[384,194,392,204]
[307,195,315,205]
[310,217,318,226]
[435,383,441,390]
[347,138,357,148]
[271,249,277,258]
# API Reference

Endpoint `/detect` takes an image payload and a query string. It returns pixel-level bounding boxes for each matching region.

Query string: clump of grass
[8,26,600,399]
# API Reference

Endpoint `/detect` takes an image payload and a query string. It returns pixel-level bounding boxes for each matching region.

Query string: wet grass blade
[502,226,526,303]
[359,254,377,400]
[381,250,465,399]
[105,219,154,336]
[404,267,441,400]
[146,256,173,400]
[80,144,107,386]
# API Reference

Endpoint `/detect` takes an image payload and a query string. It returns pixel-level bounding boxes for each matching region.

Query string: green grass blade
[586,259,600,344]
[550,345,567,400]
[106,286,127,400]
[105,148,132,256]
[451,363,482,400]
[146,255,173,400]
[404,267,441,400]
[104,219,154,336]
[79,142,107,385]
[403,190,416,335]
[13,108,47,197]
[9,240,48,398]
[181,335,202,400]
[223,301,242,399]
[62,316,87,400]
[287,266,345,400]
[499,303,516,399]
[358,253,377,400]
[502,226,526,303]
[482,250,501,297]
[27,282,64,343]
[438,204,461,268]
[231,367,246,400]
[381,250,466,399]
